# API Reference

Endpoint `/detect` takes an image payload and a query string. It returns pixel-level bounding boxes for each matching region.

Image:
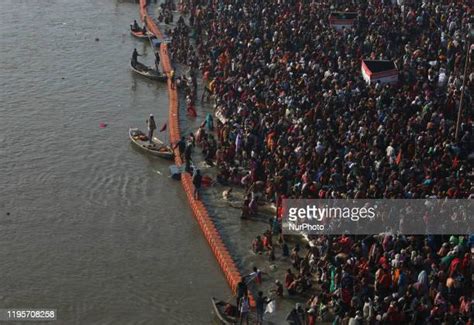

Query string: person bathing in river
[285,269,295,291]
[239,292,250,325]
[224,302,237,318]
[192,169,202,200]
[236,277,247,310]
[188,132,195,147]
[145,114,156,144]
[245,266,262,285]
[248,191,258,217]
[270,280,283,297]
[184,142,193,172]
[252,235,264,254]
[255,291,272,325]
[241,193,251,219]
[195,126,206,146]
[262,230,273,251]
[154,53,160,72]
[286,303,305,325]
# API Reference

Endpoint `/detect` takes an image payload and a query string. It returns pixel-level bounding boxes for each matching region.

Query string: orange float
[138,0,254,308]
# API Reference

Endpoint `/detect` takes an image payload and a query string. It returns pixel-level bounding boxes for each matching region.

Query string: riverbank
[138,0,258,311]
[149,6,314,323]
[137,2,306,323]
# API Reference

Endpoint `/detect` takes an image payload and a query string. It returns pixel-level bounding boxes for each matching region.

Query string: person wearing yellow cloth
[169,70,175,89]
[202,78,215,102]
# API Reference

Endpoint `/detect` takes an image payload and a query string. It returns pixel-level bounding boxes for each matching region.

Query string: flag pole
[455,37,472,142]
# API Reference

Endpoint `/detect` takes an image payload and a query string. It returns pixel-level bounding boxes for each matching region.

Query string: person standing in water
[173,136,186,159]
[146,114,157,144]
[188,132,196,147]
[236,277,248,310]
[192,169,202,199]
[155,53,161,72]
[255,291,271,325]
[239,292,250,325]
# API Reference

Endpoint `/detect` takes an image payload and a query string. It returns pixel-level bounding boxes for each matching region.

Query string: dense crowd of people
[165,0,473,323]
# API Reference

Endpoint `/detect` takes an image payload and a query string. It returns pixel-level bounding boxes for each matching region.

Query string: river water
[0,0,230,324]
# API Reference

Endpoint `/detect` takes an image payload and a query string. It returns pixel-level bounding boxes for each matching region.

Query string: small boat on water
[211,298,238,325]
[129,128,174,160]
[130,28,155,40]
[130,61,167,82]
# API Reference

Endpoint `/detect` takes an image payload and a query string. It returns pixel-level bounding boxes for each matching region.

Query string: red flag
[159,123,167,132]
[395,150,402,165]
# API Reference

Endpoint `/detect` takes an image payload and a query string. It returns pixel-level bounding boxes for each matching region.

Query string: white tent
[329,12,357,31]
[361,60,398,85]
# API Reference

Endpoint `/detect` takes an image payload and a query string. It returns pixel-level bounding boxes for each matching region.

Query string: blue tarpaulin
[151,38,170,48]
[151,38,161,48]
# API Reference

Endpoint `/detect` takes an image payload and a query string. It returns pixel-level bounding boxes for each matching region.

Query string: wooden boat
[211,298,238,325]
[129,128,174,160]
[130,28,155,40]
[130,61,167,82]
